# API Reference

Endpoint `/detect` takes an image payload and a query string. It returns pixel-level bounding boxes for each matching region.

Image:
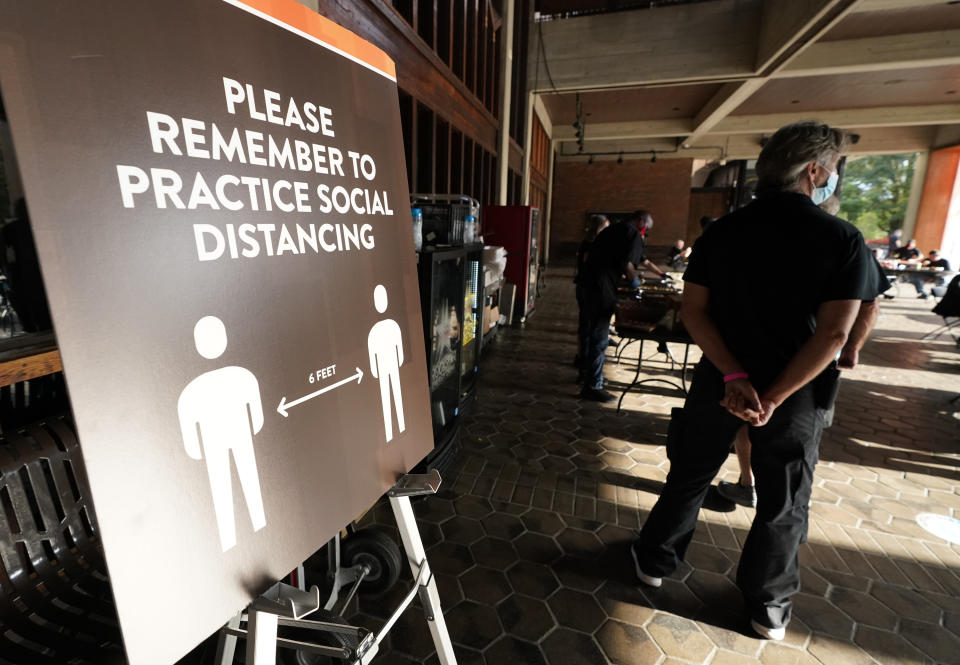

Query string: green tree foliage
[838,153,918,241]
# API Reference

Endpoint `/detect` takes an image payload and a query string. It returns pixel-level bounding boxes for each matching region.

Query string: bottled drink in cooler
[463,214,476,244]
[412,207,423,251]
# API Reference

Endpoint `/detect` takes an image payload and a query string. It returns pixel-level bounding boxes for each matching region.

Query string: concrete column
[521,92,535,204]
[543,139,557,264]
[497,0,516,205]
[912,146,960,254]
[902,150,928,240]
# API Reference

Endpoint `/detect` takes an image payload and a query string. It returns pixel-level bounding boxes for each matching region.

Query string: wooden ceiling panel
[535,0,719,17]
[733,65,960,115]
[540,83,725,125]
[821,4,960,41]
[536,0,957,156]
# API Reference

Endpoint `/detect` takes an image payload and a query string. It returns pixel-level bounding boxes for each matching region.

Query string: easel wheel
[341,528,403,594]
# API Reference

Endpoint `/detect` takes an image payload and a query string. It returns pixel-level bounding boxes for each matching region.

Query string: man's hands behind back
[720,378,780,426]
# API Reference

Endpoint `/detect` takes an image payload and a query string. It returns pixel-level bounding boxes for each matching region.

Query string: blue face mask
[811,169,839,205]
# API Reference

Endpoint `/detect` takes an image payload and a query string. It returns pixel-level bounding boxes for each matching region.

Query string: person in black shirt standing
[894,239,921,263]
[630,122,876,640]
[576,210,669,402]
[575,214,610,282]
[888,228,902,255]
[574,215,610,375]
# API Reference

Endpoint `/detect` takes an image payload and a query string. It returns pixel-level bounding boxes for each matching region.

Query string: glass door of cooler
[526,208,540,315]
[428,253,464,441]
[460,247,482,399]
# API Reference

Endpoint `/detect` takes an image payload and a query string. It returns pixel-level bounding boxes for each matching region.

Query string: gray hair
[584,214,609,241]
[756,122,848,195]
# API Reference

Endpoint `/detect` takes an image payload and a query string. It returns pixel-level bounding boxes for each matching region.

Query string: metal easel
[216,469,457,665]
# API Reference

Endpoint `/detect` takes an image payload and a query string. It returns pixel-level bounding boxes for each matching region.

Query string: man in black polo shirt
[576,210,668,401]
[631,122,876,640]
[895,239,921,263]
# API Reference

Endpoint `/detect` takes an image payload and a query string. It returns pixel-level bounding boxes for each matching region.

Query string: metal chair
[924,274,960,347]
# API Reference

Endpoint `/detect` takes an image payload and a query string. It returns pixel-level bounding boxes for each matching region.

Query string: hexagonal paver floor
[348,266,960,665]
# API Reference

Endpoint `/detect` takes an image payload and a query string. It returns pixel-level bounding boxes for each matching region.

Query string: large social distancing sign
[0,1,432,663]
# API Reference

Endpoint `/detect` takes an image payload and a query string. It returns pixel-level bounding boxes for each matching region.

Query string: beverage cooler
[417,248,464,453]
[460,245,483,408]
[481,205,540,322]
[415,243,484,473]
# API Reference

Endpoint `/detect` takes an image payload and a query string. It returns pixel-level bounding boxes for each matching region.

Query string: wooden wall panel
[437,1,452,67]
[529,112,550,224]
[467,0,478,94]
[316,0,509,204]
[451,130,464,194]
[318,0,499,153]
[415,103,435,193]
[435,118,450,194]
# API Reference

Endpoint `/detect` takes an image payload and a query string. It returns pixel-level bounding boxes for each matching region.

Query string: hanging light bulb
[651,151,657,163]
[617,152,623,164]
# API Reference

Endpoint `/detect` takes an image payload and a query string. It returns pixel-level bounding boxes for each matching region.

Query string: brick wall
[549,158,693,261]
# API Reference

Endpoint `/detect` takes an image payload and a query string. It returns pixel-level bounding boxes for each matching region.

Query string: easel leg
[389,495,458,665]
[216,613,242,665]
[246,609,279,665]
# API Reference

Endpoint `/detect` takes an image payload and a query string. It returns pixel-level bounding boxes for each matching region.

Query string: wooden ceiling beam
[754,0,862,73]
[710,103,960,135]
[527,0,762,93]
[555,135,762,160]
[553,118,692,141]
[681,79,768,148]
[852,0,954,12]
[528,0,953,95]
[778,29,960,78]
[562,104,960,145]
[535,0,954,160]
[677,0,860,147]
[840,125,940,154]
[558,125,937,160]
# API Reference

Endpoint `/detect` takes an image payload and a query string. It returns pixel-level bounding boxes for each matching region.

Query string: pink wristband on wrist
[723,372,749,383]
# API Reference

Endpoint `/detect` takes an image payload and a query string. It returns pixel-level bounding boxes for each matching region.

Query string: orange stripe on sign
[223,0,397,81]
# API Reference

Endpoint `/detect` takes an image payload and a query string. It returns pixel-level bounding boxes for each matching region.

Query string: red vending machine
[481,205,540,321]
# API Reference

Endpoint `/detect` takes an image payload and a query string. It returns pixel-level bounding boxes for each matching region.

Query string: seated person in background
[895,239,922,263]
[924,249,951,271]
[906,250,952,299]
[668,239,692,270]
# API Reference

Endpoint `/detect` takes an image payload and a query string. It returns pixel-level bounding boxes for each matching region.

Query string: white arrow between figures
[277,367,364,417]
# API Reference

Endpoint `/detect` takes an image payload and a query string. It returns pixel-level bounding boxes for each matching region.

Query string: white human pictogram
[177,316,266,552]
[367,285,406,442]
